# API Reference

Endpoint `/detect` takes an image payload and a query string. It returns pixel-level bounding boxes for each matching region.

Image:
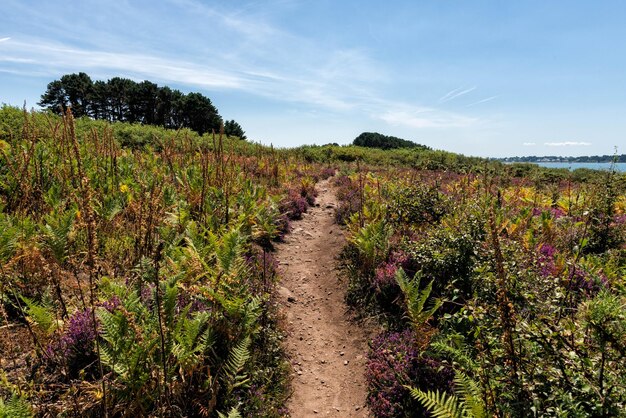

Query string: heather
[0,107,326,416]
[1,105,625,416]
[339,165,626,416]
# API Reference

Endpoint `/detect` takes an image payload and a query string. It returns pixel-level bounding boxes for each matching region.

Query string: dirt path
[276,178,371,417]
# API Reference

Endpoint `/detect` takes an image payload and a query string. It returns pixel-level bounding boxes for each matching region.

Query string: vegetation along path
[276,178,371,417]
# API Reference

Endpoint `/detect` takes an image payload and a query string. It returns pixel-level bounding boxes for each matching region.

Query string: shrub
[280,189,309,220]
[45,298,120,378]
[319,167,336,180]
[401,227,477,303]
[387,184,448,227]
[334,176,362,225]
[366,329,454,418]
[299,179,318,206]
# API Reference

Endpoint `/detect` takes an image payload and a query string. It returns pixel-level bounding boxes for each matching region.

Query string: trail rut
[276,178,371,417]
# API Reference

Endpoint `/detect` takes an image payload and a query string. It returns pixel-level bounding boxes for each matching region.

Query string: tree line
[353,132,430,150]
[38,72,246,138]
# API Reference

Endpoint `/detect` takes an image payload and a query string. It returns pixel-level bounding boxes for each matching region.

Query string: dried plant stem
[66,108,109,418]
[488,206,522,398]
[153,242,169,411]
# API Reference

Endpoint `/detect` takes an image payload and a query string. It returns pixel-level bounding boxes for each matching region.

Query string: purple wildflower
[366,329,454,418]
[537,244,558,278]
[567,267,609,297]
[374,262,399,290]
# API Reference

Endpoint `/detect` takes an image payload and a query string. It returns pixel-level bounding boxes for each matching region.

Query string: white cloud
[0,39,246,89]
[0,37,387,113]
[0,37,10,42]
[378,106,477,129]
[466,96,498,107]
[523,142,536,146]
[0,7,480,133]
[439,86,476,103]
[544,141,592,146]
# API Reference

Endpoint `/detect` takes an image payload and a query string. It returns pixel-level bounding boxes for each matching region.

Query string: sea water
[533,162,626,172]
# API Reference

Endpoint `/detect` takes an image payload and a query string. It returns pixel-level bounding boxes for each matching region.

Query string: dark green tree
[353,132,430,150]
[38,73,232,137]
[38,80,66,114]
[60,72,93,117]
[224,120,246,139]
[177,93,222,135]
[89,80,111,120]
[39,72,94,117]
[107,77,135,122]
[129,81,158,124]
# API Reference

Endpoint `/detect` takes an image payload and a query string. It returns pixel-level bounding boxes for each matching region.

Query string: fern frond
[171,307,213,371]
[454,372,485,418]
[95,195,123,222]
[407,386,463,418]
[0,394,33,418]
[217,228,245,276]
[223,336,251,392]
[396,268,443,328]
[242,296,261,332]
[41,209,75,263]
[20,296,59,334]
[430,340,478,371]
[0,215,20,262]
[162,280,179,325]
[217,407,242,418]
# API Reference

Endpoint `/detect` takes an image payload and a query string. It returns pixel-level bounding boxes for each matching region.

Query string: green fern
[252,200,280,244]
[95,194,123,222]
[241,296,261,333]
[97,304,156,386]
[207,293,261,335]
[0,214,19,262]
[216,228,246,276]
[454,373,485,418]
[171,309,214,371]
[348,219,392,270]
[41,209,75,264]
[20,296,60,334]
[161,277,179,325]
[217,406,242,418]
[431,335,479,371]
[0,215,38,263]
[0,394,33,418]
[396,268,443,329]
[409,388,463,418]
[222,336,251,393]
[407,372,486,418]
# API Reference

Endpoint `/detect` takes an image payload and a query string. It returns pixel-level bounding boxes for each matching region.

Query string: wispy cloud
[544,141,592,146]
[466,95,497,107]
[377,105,477,129]
[0,39,246,89]
[0,4,481,135]
[0,35,390,114]
[0,37,11,42]
[523,142,537,146]
[439,86,476,103]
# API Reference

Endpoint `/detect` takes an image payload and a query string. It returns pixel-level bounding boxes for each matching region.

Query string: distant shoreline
[502,161,626,172]
[498,154,626,164]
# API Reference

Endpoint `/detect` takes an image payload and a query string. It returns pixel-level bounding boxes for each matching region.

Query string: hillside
[1,107,625,417]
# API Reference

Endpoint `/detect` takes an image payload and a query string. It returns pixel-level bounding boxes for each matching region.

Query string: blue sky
[1,0,625,157]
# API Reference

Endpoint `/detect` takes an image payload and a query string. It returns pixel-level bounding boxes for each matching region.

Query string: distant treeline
[38,72,245,138]
[501,154,626,163]
[352,132,430,150]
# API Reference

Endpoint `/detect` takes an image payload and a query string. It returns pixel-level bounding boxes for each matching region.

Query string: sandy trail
[276,178,371,417]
